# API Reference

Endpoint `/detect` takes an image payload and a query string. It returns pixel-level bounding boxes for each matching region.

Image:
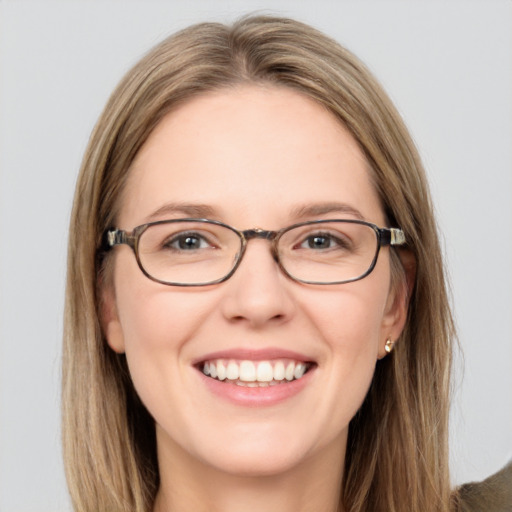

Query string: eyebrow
[145,202,218,222]
[290,202,365,221]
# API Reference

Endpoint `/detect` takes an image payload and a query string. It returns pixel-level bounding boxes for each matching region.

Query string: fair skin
[103,85,408,512]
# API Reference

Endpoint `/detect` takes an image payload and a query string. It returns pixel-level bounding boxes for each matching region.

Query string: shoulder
[457,460,512,512]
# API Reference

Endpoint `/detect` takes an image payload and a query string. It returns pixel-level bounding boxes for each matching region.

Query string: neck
[153,434,346,512]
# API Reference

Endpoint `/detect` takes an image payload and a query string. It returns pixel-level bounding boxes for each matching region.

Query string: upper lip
[192,347,316,365]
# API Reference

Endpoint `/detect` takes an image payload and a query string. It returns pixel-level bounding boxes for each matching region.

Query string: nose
[220,239,296,328]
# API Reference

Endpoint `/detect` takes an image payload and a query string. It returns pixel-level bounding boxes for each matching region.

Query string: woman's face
[103,86,407,477]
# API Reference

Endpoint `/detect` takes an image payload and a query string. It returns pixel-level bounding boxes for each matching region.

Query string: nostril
[229,311,284,323]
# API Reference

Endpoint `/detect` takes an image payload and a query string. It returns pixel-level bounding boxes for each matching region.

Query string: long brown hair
[63,15,456,512]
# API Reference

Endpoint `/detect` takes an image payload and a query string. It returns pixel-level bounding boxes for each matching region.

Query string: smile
[201,359,312,386]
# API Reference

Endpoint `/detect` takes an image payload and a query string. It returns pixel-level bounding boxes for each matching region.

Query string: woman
[63,15,457,512]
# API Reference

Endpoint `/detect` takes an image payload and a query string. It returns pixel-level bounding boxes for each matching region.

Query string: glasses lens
[137,221,241,285]
[278,221,379,284]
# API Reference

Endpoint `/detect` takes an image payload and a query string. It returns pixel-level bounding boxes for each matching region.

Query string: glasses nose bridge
[241,228,277,242]
[239,228,280,262]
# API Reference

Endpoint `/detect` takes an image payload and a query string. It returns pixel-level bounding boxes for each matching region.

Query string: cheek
[111,254,216,411]
[307,278,389,353]
[113,249,211,349]
[115,283,214,367]
[323,289,384,384]
[299,272,390,425]
[114,287,221,446]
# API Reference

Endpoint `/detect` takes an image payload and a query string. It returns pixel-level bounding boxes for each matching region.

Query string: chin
[202,443,311,478]
[187,421,341,479]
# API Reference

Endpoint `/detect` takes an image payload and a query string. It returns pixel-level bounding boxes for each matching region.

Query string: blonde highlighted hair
[63,15,456,512]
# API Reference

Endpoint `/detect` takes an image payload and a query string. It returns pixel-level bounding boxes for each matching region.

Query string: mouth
[198,358,315,387]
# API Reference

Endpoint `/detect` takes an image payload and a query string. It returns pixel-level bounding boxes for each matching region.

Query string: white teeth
[273,361,285,381]
[294,363,306,379]
[202,359,311,384]
[285,362,295,381]
[256,361,273,382]
[226,361,239,380]
[239,360,256,382]
[216,361,226,381]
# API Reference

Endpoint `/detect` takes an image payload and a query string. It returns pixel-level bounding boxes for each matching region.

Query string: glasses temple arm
[379,228,406,246]
[103,228,135,251]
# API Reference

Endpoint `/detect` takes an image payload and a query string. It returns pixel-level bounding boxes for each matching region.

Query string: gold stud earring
[384,339,395,354]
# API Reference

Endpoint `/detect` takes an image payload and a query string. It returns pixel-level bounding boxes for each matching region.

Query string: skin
[102,85,409,512]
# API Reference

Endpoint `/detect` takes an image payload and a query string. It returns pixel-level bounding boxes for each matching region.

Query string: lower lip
[198,368,315,407]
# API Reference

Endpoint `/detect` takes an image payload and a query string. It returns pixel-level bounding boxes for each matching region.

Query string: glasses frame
[104,218,406,287]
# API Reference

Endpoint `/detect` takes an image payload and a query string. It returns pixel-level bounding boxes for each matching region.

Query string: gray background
[1,1,511,511]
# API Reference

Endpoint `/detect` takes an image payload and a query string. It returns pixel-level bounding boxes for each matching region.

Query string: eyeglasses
[104,218,406,286]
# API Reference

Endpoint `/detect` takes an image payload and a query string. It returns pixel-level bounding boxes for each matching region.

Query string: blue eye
[165,232,210,251]
[304,235,332,249]
[300,232,349,250]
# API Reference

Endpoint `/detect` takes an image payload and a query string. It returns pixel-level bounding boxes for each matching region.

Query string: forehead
[120,85,383,228]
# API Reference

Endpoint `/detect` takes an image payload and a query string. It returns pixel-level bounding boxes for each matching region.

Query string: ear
[100,283,126,354]
[378,249,416,359]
